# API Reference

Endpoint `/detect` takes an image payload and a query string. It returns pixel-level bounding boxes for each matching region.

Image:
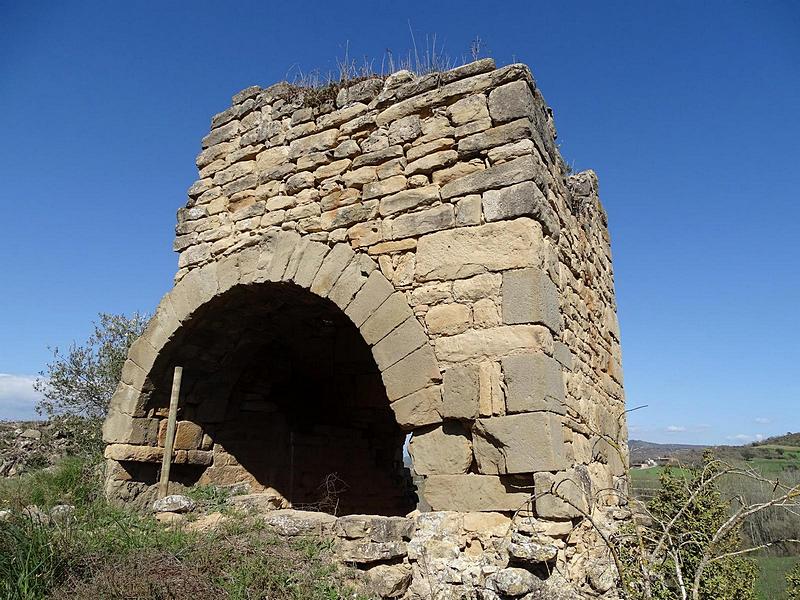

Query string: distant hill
[630,432,800,470]
[753,432,800,447]
[629,440,706,465]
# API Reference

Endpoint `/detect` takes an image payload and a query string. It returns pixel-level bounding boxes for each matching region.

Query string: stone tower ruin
[103,59,627,597]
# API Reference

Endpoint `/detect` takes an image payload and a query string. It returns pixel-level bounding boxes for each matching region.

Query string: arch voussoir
[290,240,330,287]
[309,243,355,297]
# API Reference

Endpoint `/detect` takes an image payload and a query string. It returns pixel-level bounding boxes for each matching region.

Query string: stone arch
[103,229,443,513]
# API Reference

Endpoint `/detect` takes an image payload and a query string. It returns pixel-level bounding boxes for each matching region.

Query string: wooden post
[158,366,183,499]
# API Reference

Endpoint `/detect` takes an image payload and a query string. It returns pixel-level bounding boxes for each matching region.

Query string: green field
[629,449,800,599]
[755,555,800,600]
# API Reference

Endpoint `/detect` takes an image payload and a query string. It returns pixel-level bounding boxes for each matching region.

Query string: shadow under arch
[143,280,417,516]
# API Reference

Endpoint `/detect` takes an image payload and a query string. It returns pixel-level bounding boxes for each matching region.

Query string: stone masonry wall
[103,58,628,598]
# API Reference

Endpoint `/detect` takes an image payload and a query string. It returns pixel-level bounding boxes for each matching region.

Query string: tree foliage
[645,452,758,599]
[34,312,148,420]
[787,563,800,600]
[617,451,761,600]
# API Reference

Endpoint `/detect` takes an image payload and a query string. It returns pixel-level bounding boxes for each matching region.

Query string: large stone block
[256,146,289,171]
[157,420,204,450]
[336,539,407,564]
[319,201,379,231]
[423,474,531,512]
[104,443,163,463]
[441,364,480,420]
[126,337,158,374]
[102,412,159,445]
[345,270,395,327]
[119,360,147,391]
[479,361,505,417]
[202,120,239,148]
[388,114,422,144]
[381,345,441,401]
[451,273,501,302]
[363,175,408,200]
[389,204,454,240]
[379,185,441,217]
[534,469,590,519]
[415,218,543,281]
[375,63,529,126]
[310,243,355,297]
[502,267,562,333]
[179,263,219,315]
[288,129,339,159]
[365,564,412,599]
[472,412,566,474]
[108,382,146,417]
[288,240,329,287]
[407,137,454,162]
[502,353,565,414]
[434,324,553,363]
[335,515,414,541]
[455,194,482,226]
[281,237,311,281]
[457,118,533,154]
[328,260,368,310]
[336,78,384,107]
[409,422,473,475]
[447,94,490,127]
[351,144,404,169]
[404,150,458,176]
[425,303,471,336]
[488,80,536,124]
[371,316,428,370]
[483,181,560,239]
[440,155,539,200]
[360,292,414,345]
[389,386,442,429]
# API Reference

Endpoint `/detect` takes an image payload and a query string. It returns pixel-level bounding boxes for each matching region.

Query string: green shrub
[787,563,800,599]
[620,452,760,599]
[646,453,758,599]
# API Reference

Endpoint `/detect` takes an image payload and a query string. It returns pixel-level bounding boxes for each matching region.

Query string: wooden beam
[158,366,183,499]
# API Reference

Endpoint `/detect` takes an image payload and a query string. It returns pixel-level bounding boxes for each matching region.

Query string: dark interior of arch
[140,282,417,516]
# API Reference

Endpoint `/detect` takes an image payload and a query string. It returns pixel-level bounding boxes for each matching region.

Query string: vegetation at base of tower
[0,457,371,600]
[1,453,798,598]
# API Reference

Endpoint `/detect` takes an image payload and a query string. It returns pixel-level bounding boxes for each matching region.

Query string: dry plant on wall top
[281,28,491,106]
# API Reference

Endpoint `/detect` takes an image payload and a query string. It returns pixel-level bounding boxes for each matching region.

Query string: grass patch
[183,483,233,513]
[0,456,98,511]
[0,457,368,599]
[754,555,800,600]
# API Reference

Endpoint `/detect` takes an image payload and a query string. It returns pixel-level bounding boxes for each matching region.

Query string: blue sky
[0,1,798,444]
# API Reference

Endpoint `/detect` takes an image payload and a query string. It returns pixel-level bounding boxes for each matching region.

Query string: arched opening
[142,282,417,516]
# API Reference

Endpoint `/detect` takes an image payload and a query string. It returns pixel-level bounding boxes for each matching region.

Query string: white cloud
[0,374,43,421]
[727,433,755,442]
[666,425,687,433]
[755,417,771,425]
